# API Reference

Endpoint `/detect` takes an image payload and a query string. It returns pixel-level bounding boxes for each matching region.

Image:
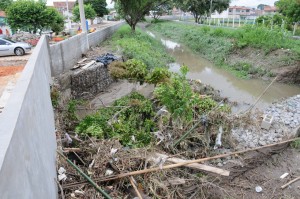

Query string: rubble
[10,32,40,46]
[232,95,300,149]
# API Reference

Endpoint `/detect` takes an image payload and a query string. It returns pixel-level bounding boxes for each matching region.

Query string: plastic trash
[255,186,262,193]
[95,53,118,66]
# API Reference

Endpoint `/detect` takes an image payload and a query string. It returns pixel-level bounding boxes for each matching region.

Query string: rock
[259,140,266,146]
[217,162,223,167]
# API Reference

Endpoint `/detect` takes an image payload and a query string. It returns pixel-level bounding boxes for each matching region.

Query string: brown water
[149,32,300,110]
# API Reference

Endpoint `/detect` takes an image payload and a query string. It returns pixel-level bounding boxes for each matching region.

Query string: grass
[109,25,174,69]
[148,21,300,78]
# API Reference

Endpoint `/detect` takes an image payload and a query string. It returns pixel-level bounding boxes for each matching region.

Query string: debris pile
[95,53,120,66]
[10,32,40,46]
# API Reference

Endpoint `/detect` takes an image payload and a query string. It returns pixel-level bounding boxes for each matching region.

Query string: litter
[255,186,263,193]
[95,53,119,66]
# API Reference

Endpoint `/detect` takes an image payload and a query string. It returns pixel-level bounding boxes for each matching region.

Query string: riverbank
[148,21,300,84]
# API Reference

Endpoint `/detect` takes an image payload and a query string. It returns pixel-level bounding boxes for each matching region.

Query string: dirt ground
[0,52,31,67]
[228,47,300,84]
[220,147,300,199]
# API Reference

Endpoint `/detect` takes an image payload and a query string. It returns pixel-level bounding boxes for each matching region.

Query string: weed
[148,21,300,77]
[291,140,300,149]
[76,92,156,147]
[110,25,174,69]
[50,86,59,108]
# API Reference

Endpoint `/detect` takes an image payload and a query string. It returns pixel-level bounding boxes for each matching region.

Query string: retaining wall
[0,36,57,199]
[50,22,125,77]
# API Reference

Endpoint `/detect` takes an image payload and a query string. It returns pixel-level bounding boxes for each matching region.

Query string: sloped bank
[148,21,300,84]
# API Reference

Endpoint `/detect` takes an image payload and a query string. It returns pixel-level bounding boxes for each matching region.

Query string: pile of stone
[264,95,300,129]
[71,62,114,99]
[231,95,300,149]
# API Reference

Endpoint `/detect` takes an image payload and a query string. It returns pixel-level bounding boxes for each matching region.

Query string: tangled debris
[54,56,300,198]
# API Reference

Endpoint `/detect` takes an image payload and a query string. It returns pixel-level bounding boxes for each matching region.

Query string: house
[212,6,254,19]
[228,6,252,19]
[263,6,277,15]
[53,1,76,17]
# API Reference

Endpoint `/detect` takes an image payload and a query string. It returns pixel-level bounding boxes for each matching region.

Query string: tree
[174,0,230,23]
[73,4,96,22]
[276,0,300,22]
[114,0,168,31]
[151,0,173,20]
[84,0,108,17]
[0,0,12,11]
[6,0,63,33]
[44,7,65,34]
[76,0,109,17]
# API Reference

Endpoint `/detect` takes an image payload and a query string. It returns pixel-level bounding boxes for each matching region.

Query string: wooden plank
[82,61,96,70]
[155,153,230,176]
[77,58,87,64]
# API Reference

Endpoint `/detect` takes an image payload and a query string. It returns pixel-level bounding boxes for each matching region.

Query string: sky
[230,0,277,7]
[46,0,277,8]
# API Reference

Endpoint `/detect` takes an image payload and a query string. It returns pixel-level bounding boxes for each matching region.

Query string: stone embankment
[232,95,300,149]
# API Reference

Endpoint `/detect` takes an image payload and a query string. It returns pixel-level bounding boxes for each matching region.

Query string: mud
[228,47,300,84]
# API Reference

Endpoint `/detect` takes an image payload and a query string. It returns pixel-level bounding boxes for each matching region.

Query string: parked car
[0,38,31,56]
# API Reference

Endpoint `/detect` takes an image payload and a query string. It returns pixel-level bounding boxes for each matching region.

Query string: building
[53,1,76,17]
[0,11,11,36]
[263,6,277,15]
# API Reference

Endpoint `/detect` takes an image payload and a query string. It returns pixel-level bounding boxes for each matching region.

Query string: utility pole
[66,0,71,30]
[78,0,87,33]
[210,0,213,18]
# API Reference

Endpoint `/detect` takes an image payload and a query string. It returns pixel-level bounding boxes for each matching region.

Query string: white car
[0,38,31,56]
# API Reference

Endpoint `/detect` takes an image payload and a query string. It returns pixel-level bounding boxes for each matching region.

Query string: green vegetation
[77,63,230,148]
[110,25,174,69]
[115,0,168,31]
[77,0,109,17]
[149,21,300,77]
[0,0,12,10]
[73,4,96,21]
[276,0,300,23]
[6,0,64,33]
[76,92,156,147]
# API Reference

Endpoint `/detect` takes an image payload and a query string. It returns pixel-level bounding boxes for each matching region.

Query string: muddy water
[148,31,300,110]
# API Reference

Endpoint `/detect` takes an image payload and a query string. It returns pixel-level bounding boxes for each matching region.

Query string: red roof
[229,6,251,10]
[0,11,6,18]
[53,1,76,10]
[264,6,277,12]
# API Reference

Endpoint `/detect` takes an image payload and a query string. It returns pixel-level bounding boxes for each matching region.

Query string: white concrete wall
[50,22,125,77]
[0,36,57,199]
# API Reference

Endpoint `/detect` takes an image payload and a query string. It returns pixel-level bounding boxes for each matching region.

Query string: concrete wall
[0,36,57,199]
[50,32,89,77]
[50,22,125,77]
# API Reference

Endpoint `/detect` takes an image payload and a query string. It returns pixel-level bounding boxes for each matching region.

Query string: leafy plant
[76,92,156,147]
[145,67,171,85]
[6,0,63,33]
[73,4,96,21]
[154,66,218,122]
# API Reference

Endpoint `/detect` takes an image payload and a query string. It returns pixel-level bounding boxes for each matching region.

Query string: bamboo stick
[63,137,299,189]
[281,176,300,189]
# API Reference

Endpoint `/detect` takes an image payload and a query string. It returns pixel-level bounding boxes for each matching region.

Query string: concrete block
[261,114,273,130]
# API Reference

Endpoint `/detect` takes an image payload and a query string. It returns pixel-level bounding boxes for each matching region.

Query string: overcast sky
[230,0,276,7]
[47,0,277,8]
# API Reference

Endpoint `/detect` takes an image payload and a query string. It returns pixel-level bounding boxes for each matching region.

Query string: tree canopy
[73,4,97,22]
[114,0,168,31]
[0,0,12,11]
[174,0,230,23]
[6,0,64,33]
[76,0,109,17]
[276,0,300,22]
